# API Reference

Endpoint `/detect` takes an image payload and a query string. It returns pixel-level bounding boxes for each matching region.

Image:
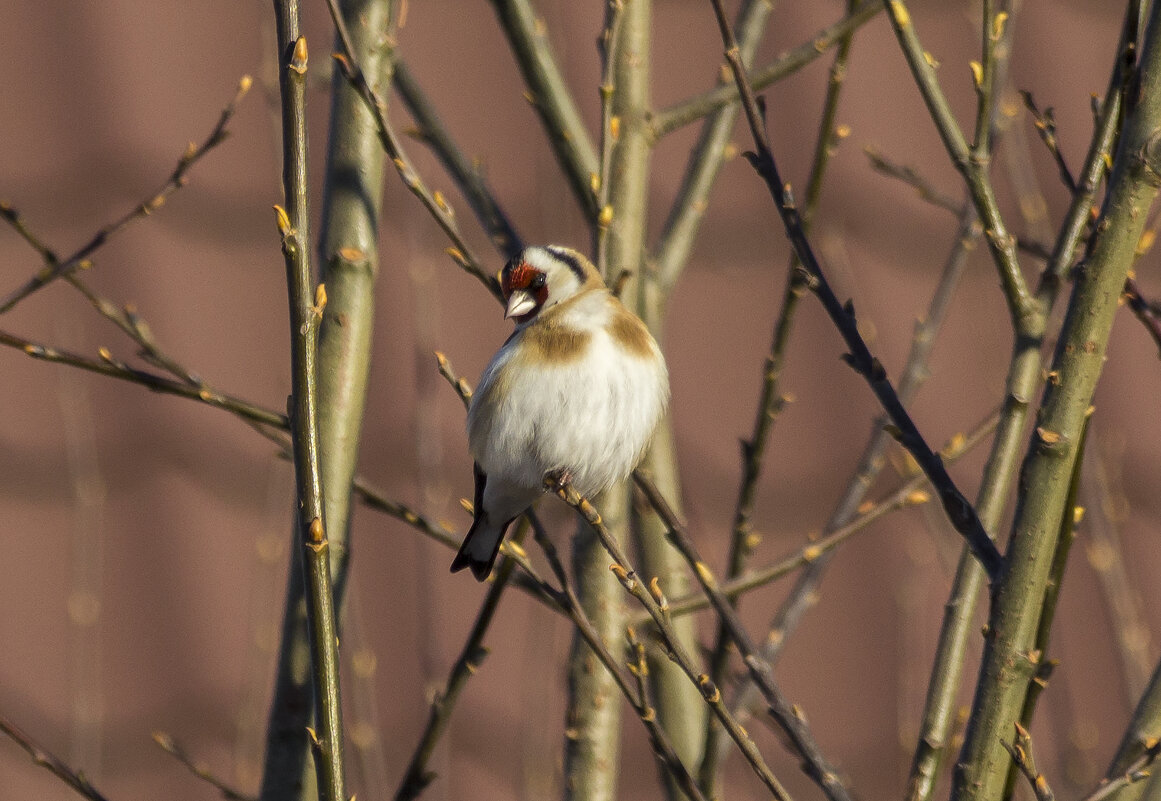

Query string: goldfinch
[451,245,669,580]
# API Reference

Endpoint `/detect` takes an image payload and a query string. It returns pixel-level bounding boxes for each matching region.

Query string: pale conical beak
[505,290,537,319]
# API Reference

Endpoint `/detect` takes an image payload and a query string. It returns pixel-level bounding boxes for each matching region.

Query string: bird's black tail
[449,518,504,581]
[450,462,508,581]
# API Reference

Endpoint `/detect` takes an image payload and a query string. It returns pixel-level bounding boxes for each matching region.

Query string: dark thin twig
[1123,278,1161,356]
[864,148,1055,260]
[393,61,525,259]
[321,0,502,300]
[632,472,854,801]
[651,1,882,138]
[1018,67,1161,360]
[0,76,252,315]
[487,0,601,221]
[864,147,962,214]
[0,714,113,801]
[153,731,256,801]
[526,514,710,801]
[1020,90,1077,192]
[701,4,860,784]
[708,0,1003,580]
[545,476,794,801]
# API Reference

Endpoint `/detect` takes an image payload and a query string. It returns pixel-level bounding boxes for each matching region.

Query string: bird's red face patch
[501,260,549,321]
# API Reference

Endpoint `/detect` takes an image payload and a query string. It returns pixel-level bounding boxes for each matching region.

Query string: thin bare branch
[651,2,882,138]
[527,514,709,801]
[547,475,794,801]
[1001,723,1055,801]
[268,11,347,798]
[322,0,502,300]
[0,714,113,801]
[153,731,256,801]
[636,407,997,628]
[700,3,859,785]
[487,0,601,220]
[394,61,525,258]
[0,77,252,314]
[881,0,1033,327]
[708,0,1003,580]
[0,328,285,428]
[633,473,853,801]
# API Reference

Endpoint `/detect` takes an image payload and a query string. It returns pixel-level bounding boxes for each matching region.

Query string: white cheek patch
[523,247,583,306]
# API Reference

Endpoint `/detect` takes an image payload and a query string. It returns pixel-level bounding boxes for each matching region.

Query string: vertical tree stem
[654,0,777,293]
[610,0,705,792]
[565,480,628,801]
[907,7,1134,797]
[263,4,347,801]
[562,3,654,800]
[953,6,1161,799]
[317,0,393,609]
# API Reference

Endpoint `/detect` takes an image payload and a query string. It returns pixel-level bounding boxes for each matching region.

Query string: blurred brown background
[1,2,1158,800]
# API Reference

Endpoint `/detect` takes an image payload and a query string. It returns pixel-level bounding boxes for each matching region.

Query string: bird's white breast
[467,295,668,497]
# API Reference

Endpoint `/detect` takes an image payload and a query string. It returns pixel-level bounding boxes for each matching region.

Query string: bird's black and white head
[500,245,603,324]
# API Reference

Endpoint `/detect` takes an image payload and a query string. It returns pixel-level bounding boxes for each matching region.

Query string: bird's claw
[543,468,573,492]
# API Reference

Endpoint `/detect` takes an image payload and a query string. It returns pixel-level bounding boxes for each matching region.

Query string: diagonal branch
[881,0,1033,328]
[633,473,854,801]
[699,6,862,784]
[707,0,1003,580]
[322,0,502,301]
[486,0,601,220]
[547,475,794,801]
[634,407,998,628]
[393,61,525,259]
[0,328,285,428]
[0,77,251,315]
[153,731,256,801]
[651,1,882,138]
[527,514,709,801]
[0,714,113,801]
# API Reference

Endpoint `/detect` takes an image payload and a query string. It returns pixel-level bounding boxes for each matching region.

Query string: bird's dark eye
[530,273,547,290]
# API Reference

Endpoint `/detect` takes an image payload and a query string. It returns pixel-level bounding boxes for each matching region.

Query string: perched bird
[451,245,669,580]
